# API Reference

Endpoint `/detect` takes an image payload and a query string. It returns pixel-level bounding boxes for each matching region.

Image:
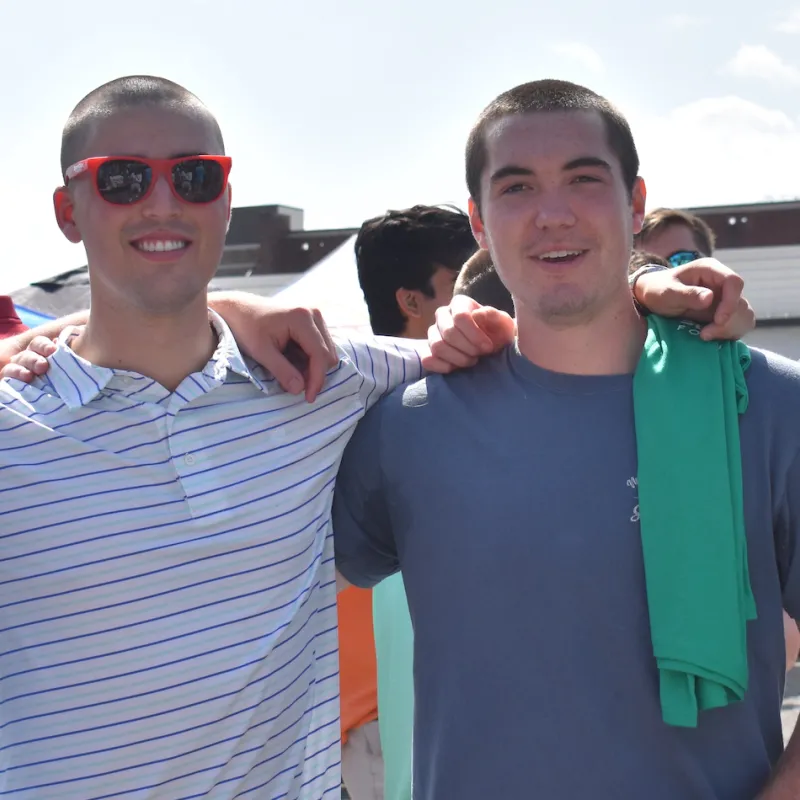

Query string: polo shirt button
[184,453,196,466]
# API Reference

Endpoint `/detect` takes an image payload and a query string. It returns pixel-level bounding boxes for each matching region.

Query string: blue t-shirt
[333,345,800,800]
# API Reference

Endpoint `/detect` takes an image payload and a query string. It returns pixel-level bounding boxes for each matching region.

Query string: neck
[72,293,217,392]
[516,291,647,376]
[402,318,429,340]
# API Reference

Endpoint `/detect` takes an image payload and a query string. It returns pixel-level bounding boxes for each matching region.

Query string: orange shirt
[337,586,378,742]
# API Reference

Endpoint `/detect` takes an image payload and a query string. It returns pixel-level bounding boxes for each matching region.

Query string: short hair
[454,250,515,317]
[635,207,716,256]
[628,250,671,275]
[466,79,639,206]
[354,204,478,336]
[61,75,224,177]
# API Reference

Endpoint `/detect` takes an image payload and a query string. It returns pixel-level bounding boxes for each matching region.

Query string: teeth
[540,250,581,260]
[135,240,187,253]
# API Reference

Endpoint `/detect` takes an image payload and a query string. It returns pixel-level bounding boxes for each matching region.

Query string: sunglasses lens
[668,250,700,268]
[96,160,153,205]
[171,159,226,203]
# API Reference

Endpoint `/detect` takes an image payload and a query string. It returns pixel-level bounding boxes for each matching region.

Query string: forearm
[757,720,800,799]
[207,290,266,321]
[0,294,256,371]
[0,311,89,366]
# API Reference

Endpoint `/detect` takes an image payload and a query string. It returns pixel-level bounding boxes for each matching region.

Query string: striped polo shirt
[0,314,423,799]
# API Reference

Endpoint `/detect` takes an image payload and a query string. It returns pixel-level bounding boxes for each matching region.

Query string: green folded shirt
[633,316,755,727]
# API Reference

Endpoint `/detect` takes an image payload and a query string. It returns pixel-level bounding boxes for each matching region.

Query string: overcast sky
[0,1,796,291]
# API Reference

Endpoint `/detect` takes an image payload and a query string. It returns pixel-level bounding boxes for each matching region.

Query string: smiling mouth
[536,249,586,264]
[132,239,190,253]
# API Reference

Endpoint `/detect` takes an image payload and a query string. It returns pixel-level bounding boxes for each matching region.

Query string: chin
[536,287,589,318]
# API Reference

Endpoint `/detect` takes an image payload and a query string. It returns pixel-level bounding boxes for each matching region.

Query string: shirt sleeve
[335,335,426,413]
[333,395,399,589]
[777,451,800,619]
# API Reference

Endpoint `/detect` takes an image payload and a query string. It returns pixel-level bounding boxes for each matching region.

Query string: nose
[141,173,182,219]
[534,188,576,230]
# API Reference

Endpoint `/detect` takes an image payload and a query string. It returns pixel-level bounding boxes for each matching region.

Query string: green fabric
[373,573,414,800]
[633,316,756,728]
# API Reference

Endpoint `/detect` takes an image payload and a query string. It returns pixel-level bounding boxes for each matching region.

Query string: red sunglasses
[64,155,232,206]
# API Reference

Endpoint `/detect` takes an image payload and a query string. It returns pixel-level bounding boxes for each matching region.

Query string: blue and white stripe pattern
[0,313,423,799]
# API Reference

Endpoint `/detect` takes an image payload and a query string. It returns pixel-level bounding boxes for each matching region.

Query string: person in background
[0,296,29,338]
[628,250,671,274]
[454,249,515,315]
[355,205,477,338]
[342,204,477,800]
[635,206,715,267]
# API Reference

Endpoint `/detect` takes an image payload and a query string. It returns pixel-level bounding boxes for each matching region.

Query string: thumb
[472,307,516,346]
[251,340,305,396]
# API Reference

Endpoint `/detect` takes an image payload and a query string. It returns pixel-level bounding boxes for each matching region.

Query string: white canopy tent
[274,235,372,335]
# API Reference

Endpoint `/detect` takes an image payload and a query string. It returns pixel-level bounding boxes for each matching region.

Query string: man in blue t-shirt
[333,79,800,800]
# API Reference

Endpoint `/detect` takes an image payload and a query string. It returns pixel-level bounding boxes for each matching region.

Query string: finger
[420,355,455,373]
[27,336,57,358]
[712,274,745,325]
[673,258,736,286]
[674,284,715,311]
[297,310,335,402]
[471,308,516,348]
[421,353,478,374]
[1,363,38,383]
[436,306,491,357]
[427,337,482,371]
[450,310,495,353]
[427,318,444,350]
[313,309,339,368]
[11,351,51,375]
[257,341,306,396]
[439,296,494,353]
[700,299,755,341]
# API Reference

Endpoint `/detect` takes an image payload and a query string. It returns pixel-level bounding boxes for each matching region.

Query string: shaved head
[60,75,225,177]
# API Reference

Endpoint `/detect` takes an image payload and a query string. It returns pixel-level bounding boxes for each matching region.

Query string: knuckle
[727,275,745,290]
[291,307,314,324]
[451,310,474,326]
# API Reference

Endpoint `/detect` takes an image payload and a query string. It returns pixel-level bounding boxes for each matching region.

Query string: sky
[1,0,799,291]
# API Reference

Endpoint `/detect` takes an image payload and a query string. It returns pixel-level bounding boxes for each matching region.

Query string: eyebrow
[489,156,612,184]
[563,156,612,172]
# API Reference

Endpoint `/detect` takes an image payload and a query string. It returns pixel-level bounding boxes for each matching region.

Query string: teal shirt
[373,574,414,800]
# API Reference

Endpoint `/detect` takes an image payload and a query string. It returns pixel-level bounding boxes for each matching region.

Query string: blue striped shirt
[0,313,423,799]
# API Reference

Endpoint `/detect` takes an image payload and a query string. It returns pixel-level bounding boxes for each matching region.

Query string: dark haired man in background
[355,205,477,338]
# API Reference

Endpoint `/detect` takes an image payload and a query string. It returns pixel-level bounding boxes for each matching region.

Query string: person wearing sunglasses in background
[634,206,800,673]
[634,207,716,268]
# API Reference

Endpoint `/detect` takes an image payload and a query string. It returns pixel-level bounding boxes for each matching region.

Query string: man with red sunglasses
[0,75,451,800]
[0,74,757,800]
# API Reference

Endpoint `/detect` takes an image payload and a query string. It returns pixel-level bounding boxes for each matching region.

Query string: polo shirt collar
[45,311,272,410]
